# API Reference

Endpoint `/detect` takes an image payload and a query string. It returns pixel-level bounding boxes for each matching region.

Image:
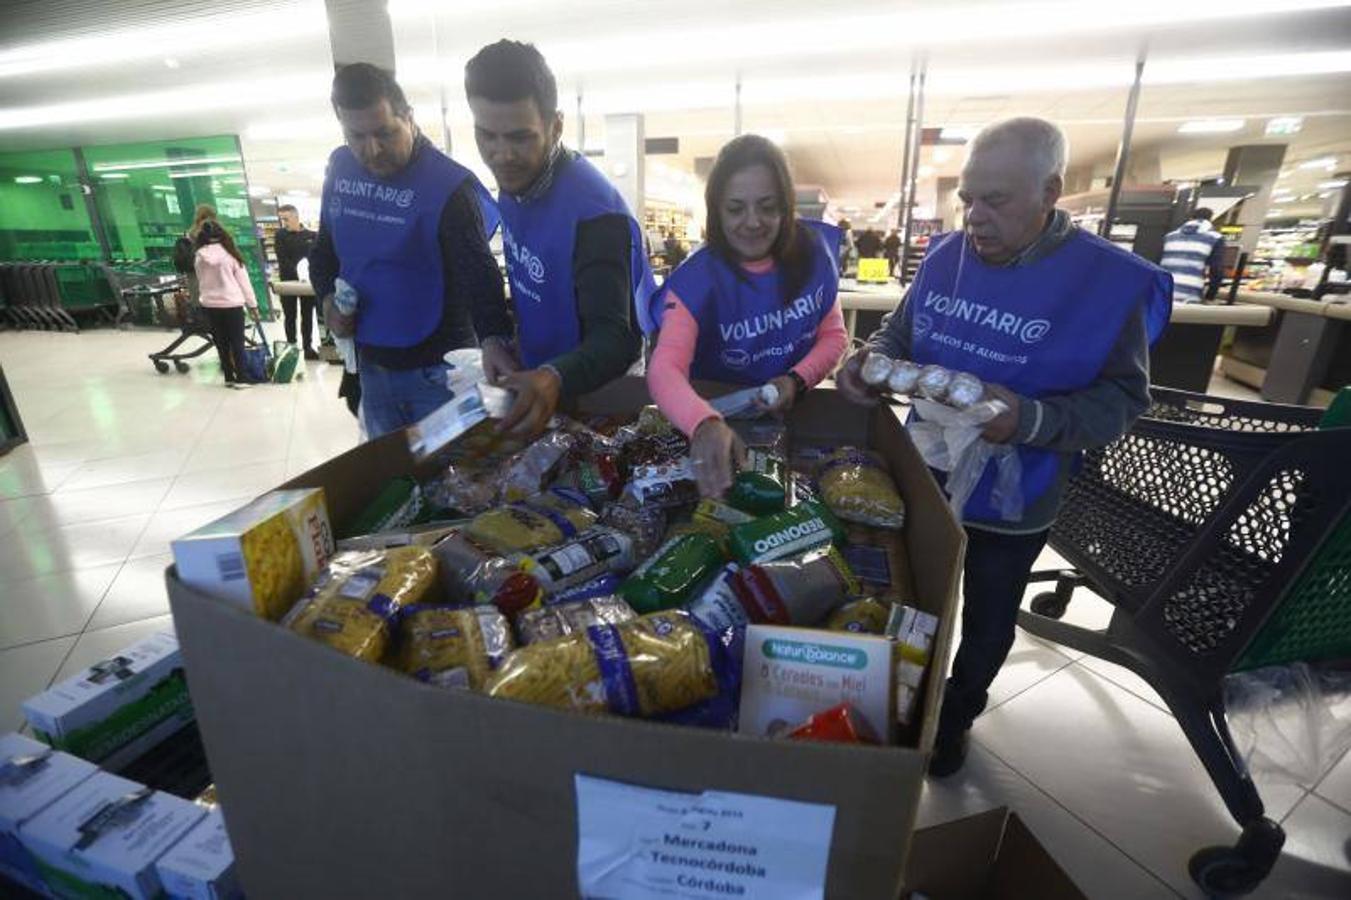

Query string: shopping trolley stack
[1019,387,1351,897]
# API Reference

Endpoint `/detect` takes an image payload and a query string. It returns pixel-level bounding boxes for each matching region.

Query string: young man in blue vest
[839,117,1172,777]
[464,40,655,438]
[310,63,512,438]
[1161,207,1227,302]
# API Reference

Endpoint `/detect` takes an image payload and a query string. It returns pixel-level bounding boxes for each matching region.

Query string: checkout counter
[1222,290,1351,406]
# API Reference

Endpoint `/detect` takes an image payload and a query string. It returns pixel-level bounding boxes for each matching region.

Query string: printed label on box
[575,774,835,900]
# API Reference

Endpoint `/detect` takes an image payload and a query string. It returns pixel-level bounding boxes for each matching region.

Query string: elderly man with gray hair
[838,116,1172,776]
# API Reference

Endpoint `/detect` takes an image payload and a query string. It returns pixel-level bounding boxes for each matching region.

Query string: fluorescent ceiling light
[169,168,244,179]
[93,154,242,172]
[1266,209,1287,217]
[13,175,41,183]
[1178,119,1246,134]
[1265,116,1303,135]
[98,172,129,180]
[1321,180,1349,189]
[1300,157,1338,169]
[247,185,273,197]
[244,117,338,142]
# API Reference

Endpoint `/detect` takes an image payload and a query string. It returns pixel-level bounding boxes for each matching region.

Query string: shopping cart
[1017,387,1351,897]
[147,279,216,374]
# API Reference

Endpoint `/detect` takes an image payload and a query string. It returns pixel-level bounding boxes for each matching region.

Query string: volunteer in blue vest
[310,63,512,438]
[647,134,849,497]
[838,117,1172,777]
[1161,207,1226,302]
[464,40,655,438]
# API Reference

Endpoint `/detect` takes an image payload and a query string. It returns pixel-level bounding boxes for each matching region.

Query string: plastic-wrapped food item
[861,353,894,386]
[787,703,880,745]
[635,405,678,436]
[626,459,700,508]
[840,526,916,602]
[283,547,438,663]
[517,527,636,595]
[681,499,754,551]
[620,532,726,614]
[728,500,845,564]
[433,532,543,613]
[600,501,667,560]
[826,597,893,634]
[946,371,985,410]
[917,364,953,401]
[548,573,622,606]
[516,595,637,645]
[464,489,596,554]
[887,360,922,396]
[683,563,747,633]
[486,611,722,717]
[728,545,859,626]
[556,447,625,510]
[817,448,906,529]
[395,604,513,689]
[726,449,787,515]
[618,431,690,469]
[423,466,497,517]
[343,477,425,539]
[498,431,575,502]
[789,471,819,506]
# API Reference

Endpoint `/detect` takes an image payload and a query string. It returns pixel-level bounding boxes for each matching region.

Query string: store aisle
[1,328,1347,899]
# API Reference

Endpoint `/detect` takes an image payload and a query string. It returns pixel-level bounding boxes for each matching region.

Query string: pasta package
[826,597,894,635]
[464,489,596,554]
[516,595,637,645]
[395,605,514,689]
[486,611,721,718]
[283,546,438,663]
[817,448,906,529]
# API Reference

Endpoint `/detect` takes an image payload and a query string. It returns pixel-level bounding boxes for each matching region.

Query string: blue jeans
[937,525,1051,739]
[358,360,456,439]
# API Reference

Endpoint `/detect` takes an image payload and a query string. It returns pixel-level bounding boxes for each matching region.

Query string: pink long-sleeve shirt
[648,257,848,437]
[194,243,258,309]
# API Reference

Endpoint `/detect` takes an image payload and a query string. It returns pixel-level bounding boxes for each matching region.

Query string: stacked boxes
[155,809,242,900]
[0,733,99,893]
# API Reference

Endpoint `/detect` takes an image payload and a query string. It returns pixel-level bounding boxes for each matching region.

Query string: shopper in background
[274,204,319,360]
[465,40,654,439]
[883,228,902,276]
[194,219,260,389]
[856,227,883,259]
[310,63,511,438]
[837,117,1172,776]
[188,203,217,240]
[1161,207,1227,302]
[663,229,688,268]
[647,134,849,497]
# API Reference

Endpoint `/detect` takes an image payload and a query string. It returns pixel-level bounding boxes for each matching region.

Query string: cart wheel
[1030,591,1068,619]
[174,361,190,374]
[1189,819,1284,898]
[153,360,170,374]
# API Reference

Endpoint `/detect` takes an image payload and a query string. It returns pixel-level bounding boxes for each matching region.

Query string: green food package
[343,477,423,539]
[726,449,787,515]
[728,499,845,564]
[619,532,726,614]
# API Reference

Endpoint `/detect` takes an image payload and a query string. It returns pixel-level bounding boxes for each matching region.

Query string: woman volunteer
[647,134,848,497]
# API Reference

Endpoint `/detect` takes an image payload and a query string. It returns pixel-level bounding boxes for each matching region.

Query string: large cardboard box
[165,380,966,899]
[902,808,1088,899]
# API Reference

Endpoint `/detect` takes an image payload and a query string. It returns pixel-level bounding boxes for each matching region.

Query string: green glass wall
[0,149,102,261]
[82,135,269,310]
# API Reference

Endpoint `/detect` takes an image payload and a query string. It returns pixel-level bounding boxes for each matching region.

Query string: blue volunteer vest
[322,142,497,349]
[658,220,842,384]
[495,154,656,368]
[910,228,1172,523]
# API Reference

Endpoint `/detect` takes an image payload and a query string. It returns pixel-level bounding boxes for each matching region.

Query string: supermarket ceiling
[1,0,1349,215]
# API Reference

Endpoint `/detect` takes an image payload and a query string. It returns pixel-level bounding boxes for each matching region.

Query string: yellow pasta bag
[284,547,438,663]
[464,490,597,554]
[395,605,514,689]
[486,611,719,718]
[818,448,907,529]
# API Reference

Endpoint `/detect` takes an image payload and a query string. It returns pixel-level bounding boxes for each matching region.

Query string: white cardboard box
[738,624,894,742]
[0,732,100,894]
[155,808,242,900]
[22,631,193,768]
[20,771,206,900]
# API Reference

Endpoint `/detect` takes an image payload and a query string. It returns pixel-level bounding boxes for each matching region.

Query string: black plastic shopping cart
[146,279,216,374]
[1018,387,1351,897]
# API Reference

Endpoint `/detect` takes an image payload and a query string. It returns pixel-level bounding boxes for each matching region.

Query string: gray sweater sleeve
[1011,301,1151,453]
[865,284,913,358]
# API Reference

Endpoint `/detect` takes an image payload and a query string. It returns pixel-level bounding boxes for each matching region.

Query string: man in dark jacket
[273,204,318,358]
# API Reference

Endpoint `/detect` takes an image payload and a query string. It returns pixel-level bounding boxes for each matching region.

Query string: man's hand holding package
[980,383,1021,443]
[496,367,562,439]
[323,293,356,338]
[481,337,521,384]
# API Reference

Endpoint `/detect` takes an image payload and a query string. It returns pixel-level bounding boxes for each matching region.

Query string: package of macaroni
[728,544,860,627]
[464,488,596,554]
[282,546,438,663]
[173,488,334,621]
[485,611,727,718]
[395,604,514,689]
[817,448,907,529]
[432,532,543,614]
[515,595,637,645]
[826,597,894,635]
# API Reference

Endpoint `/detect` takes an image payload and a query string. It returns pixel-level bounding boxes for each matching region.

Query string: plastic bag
[395,604,513,689]
[908,397,1023,523]
[817,448,906,529]
[497,431,575,502]
[1224,662,1351,786]
[332,277,359,373]
[516,595,637,645]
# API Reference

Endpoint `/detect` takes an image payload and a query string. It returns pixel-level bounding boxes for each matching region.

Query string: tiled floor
[2,328,1348,898]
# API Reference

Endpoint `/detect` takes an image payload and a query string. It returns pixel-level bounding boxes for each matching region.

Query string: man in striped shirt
[1161,208,1226,302]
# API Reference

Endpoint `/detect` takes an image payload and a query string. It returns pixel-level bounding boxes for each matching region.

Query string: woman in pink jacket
[194,220,260,387]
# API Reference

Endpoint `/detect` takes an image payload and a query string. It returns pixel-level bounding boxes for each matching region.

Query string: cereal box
[172,488,333,620]
[22,631,194,768]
